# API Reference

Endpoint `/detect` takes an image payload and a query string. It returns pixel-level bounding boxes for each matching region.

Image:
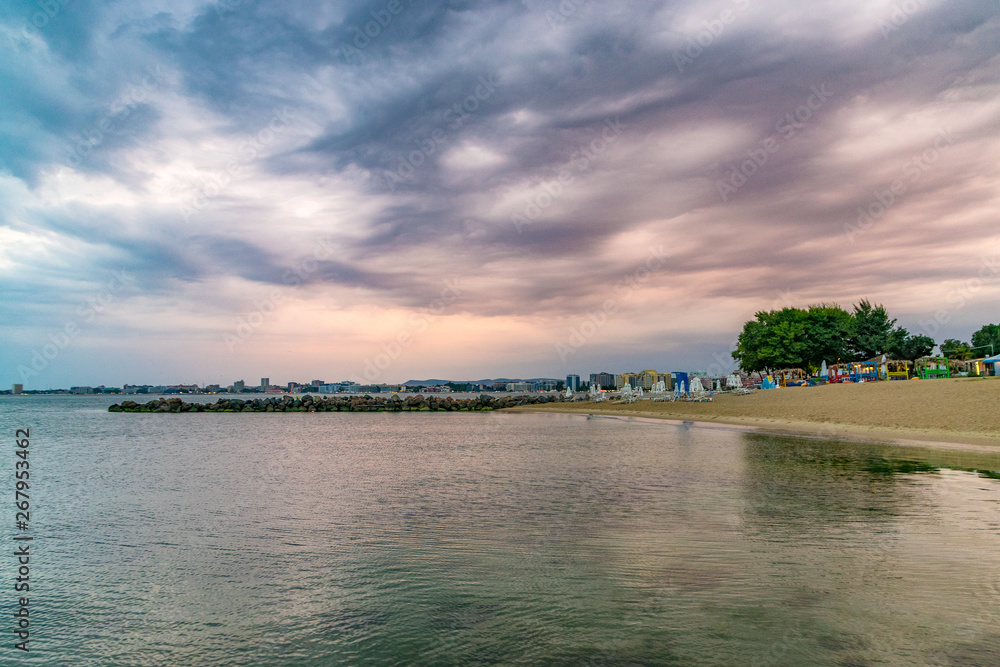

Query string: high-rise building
[12,384,23,395]
[589,372,615,390]
[261,377,270,390]
[566,374,580,391]
[233,380,245,392]
[616,370,672,391]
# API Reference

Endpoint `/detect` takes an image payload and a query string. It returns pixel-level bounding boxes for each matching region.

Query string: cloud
[2,0,1000,385]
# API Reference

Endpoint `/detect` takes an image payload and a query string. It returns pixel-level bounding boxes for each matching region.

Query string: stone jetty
[108,393,565,413]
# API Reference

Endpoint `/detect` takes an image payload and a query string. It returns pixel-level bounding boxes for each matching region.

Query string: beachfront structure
[616,370,672,392]
[848,360,879,382]
[949,358,986,376]
[886,359,912,380]
[915,356,950,379]
[827,364,849,383]
[982,354,1000,376]
[775,368,806,386]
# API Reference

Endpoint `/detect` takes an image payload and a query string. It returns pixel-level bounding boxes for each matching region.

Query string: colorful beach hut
[776,368,806,387]
[885,359,912,380]
[951,358,987,376]
[849,359,880,382]
[915,356,950,379]
[827,363,850,383]
[983,354,1000,377]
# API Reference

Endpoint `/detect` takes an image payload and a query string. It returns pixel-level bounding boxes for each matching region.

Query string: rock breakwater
[108,394,564,413]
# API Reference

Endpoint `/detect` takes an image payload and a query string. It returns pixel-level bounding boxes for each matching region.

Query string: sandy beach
[507,376,1000,447]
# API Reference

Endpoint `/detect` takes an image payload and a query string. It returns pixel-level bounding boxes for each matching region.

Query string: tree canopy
[733,300,933,372]
[887,333,935,361]
[731,301,1000,373]
[940,339,975,360]
[848,299,897,359]
[732,305,853,374]
[971,323,1000,357]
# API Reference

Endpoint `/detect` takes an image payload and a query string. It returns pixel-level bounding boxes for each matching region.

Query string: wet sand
[506,377,1000,447]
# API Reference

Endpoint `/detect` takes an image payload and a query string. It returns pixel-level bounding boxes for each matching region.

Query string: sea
[2,394,999,666]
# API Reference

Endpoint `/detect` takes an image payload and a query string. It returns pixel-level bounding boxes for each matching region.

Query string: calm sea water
[1,395,999,666]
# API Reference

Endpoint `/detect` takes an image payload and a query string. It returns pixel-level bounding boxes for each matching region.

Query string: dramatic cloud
[2,0,999,387]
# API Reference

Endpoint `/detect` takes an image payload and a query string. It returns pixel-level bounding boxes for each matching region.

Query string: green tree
[971,323,1000,357]
[888,333,936,361]
[732,308,809,373]
[940,338,974,360]
[802,304,853,370]
[849,299,897,359]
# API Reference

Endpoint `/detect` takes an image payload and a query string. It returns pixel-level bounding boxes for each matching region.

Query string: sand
[506,376,1000,447]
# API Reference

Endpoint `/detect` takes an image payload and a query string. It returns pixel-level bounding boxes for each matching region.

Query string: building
[589,372,616,391]
[534,380,558,392]
[335,381,362,393]
[616,370,672,391]
[205,384,221,393]
[233,380,246,392]
[70,386,94,394]
[12,384,23,395]
[505,382,532,392]
[982,354,1000,377]
[261,378,270,390]
[566,374,580,391]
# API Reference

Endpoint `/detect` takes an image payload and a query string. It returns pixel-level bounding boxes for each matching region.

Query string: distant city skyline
[3,1,998,389]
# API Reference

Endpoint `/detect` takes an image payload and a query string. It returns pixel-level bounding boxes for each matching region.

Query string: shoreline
[505,377,1000,450]
[504,405,1000,450]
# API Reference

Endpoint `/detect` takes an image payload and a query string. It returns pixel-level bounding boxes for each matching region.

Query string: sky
[2,0,999,389]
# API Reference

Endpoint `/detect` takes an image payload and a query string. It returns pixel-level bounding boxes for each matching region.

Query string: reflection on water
[0,396,998,665]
